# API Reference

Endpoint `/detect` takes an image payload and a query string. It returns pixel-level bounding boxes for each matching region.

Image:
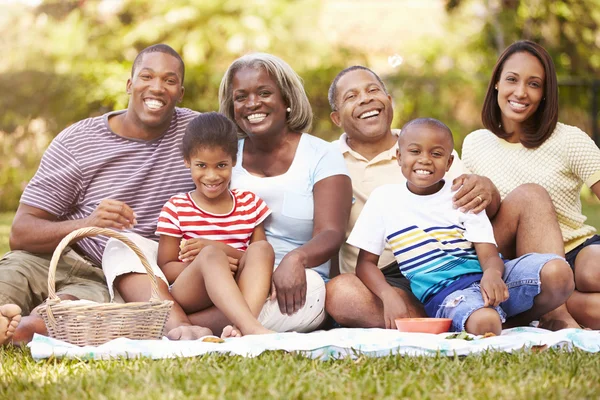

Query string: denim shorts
[434,253,565,332]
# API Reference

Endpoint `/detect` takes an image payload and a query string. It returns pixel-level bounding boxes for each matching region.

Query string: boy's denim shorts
[434,253,565,332]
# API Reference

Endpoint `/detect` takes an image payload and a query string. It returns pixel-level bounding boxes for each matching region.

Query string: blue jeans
[434,253,565,332]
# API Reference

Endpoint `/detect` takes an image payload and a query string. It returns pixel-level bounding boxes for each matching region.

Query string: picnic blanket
[28,327,600,360]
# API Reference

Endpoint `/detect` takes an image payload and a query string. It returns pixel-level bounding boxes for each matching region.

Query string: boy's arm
[474,242,508,307]
[356,249,410,329]
[157,235,188,284]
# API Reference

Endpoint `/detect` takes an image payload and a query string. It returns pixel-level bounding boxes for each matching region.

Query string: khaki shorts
[103,232,326,332]
[0,248,110,315]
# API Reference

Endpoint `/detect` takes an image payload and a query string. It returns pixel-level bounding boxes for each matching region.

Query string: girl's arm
[179,238,244,261]
[157,235,188,284]
[249,223,267,243]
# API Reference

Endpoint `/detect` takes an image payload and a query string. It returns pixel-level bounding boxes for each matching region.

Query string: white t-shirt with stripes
[155,189,271,252]
[20,107,198,266]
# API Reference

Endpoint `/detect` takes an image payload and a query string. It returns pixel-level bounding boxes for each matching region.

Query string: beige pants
[102,232,326,332]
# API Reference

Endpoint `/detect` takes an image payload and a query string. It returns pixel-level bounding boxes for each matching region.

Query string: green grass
[2,346,600,399]
[2,207,600,399]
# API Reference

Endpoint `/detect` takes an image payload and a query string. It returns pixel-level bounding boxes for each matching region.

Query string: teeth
[415,170,432,175]
[247,113,267,123]
[509,101,527,109]
[359,110,380,119]
[145,99,164,110]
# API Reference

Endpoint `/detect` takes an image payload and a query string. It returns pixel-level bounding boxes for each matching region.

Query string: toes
[221,325,241,338]
[221,326,233,338]
[166,327,183,340]
[7,319,20,334]
[0,304,22,319]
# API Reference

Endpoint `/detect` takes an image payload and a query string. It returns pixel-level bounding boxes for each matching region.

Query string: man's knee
[325,274,364,316]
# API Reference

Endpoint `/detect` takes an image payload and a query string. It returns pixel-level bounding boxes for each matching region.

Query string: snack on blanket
[446,331,474,341]
[202,336,225,343]
[482,332,497,338]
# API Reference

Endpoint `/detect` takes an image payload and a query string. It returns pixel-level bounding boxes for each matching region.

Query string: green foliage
[1,0,599,211]
[0,0,361,211]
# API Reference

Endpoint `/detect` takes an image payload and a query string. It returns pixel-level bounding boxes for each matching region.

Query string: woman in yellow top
[462,40,600,329]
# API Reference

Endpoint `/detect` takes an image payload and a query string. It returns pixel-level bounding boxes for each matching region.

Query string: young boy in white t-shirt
[348,118,574,335]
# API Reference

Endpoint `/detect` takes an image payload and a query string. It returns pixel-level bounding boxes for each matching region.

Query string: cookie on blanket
[202,336,225,343]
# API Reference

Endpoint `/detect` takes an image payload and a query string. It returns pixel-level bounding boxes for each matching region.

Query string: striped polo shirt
[20,107,198,266]
[156,189,271,251]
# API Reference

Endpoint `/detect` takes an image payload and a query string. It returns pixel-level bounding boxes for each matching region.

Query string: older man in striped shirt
[0,44,213,345]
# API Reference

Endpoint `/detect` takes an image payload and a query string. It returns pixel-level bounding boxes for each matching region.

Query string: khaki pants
[0,248,110,315]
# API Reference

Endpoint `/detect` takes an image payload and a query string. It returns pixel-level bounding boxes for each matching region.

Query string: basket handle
[47,227,162,303]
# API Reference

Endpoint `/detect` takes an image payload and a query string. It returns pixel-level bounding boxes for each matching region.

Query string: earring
[494,85,498,90]
[286,107,291,112]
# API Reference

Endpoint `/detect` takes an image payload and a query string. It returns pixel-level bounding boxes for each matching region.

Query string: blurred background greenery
[1,0,599,213]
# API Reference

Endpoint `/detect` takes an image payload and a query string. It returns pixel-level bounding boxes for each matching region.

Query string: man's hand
[381,289,411,329]
[272,251,307,315]
[84,199,136,229]
[451,174,495,214]
[480,269,509,307]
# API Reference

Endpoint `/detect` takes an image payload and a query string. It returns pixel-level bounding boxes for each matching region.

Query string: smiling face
[185,146,234,207]
[330,69,394,144]
[126,52,185,135]
[397,125,454,195]
[496,51,545,138]
[231,67,289,137]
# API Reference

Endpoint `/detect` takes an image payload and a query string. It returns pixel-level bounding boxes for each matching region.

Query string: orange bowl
[394,318,452,334]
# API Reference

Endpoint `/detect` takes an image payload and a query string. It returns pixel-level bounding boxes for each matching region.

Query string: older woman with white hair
[219,53,352,332]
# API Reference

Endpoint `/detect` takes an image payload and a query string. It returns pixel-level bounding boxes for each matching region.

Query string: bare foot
[221,325,241,339]
[166,324,213,340]
[0,304,22,345]
[242,326,274,336]
[539,307,581,331]
[222,324,274,338]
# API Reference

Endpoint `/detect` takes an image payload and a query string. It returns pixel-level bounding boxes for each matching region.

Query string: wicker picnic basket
[38,227,173,346]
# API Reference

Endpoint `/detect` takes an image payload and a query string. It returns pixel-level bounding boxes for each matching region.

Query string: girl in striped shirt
[156,112,274,337]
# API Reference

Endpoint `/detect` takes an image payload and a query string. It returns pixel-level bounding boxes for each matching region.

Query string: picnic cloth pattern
[29,327,600,360]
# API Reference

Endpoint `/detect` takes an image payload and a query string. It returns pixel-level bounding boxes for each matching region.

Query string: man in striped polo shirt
[0,44,211,345]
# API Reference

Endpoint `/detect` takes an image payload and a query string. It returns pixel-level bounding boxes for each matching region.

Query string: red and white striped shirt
[156,189,271,251]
